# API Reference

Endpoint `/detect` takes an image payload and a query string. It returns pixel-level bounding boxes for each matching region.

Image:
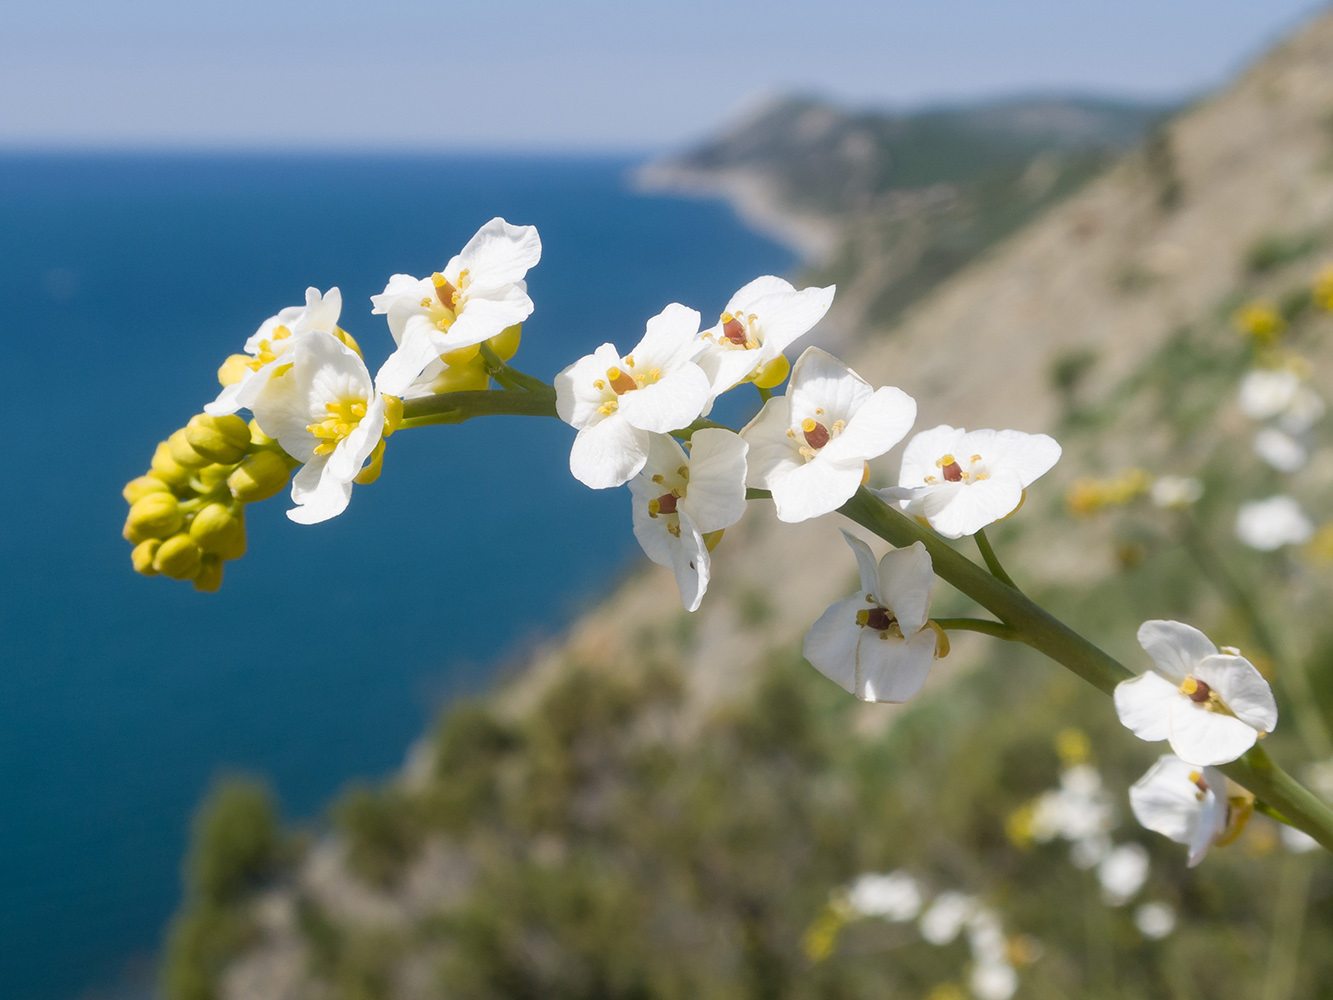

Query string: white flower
[1238,368,1324,433]
[883,425,1061,539]
[246,330,387,524]
[742,347,917,523]
[1114,620,1277,766]
[1150,475,1203,509]
[373,218,541,396]
[628,430,748,612]
[920,891,975,945]
[803,534,942,703]
[1253,428,1308,473]
[1029,764,1116,850]
[1070,833,1113,870]
[845,871,922,921]
[1129,754,1243,866]
[1235,495,1314,551]
[695,276,835,400]
[206,286,343,416]
[969,961,1018,1000]
[555,303,712,489]
[1097,843,1150,906]
[1134,901,1176,940]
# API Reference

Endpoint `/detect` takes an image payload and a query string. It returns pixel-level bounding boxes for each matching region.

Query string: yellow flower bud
[753,353,791,389]
[193,555,224,592]
[189,502,247,559]
[123,493,184,543]
[153,533,203,580]
[123,475,172,505]
[353,440,385,485]
[428,357,490,394]
[195,463,234,490]
[441,343,481,367]
[248,419,277,447]
[131,539,162,576]
[185,413,252,464]
[218,354,252,387]
[488,323,522,361]
[151,441,193,487]
[334,326,363,357]
[382,395,404,437]
[167,428,209,468]
[228,450,291,503]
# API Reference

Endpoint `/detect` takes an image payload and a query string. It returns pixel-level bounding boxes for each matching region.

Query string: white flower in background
[970,961,1018,1000]
[1238,367,1324,433]
[882,425,1061,539]
[695,276,835,399]
[803,534,944,703]
[1134,901,1177,940]
[1114,620,1277,766]
[920,891,975,945]
[247,330,388,524]
[845,871,922,922]
[742,347,917,522]
[1097,843,1150,906]
[628,430,748,612]
[207,286,343,416]
[1028,763,1116,868]
[966,908,1017,1000]
[1281,825,1321,853]
[373,218,541,396]
[1129,754,1253,866]
[555,303,712,489]
[1235,495,1314,551]
[1253,427,1308,473]
[1150,475,1203,509]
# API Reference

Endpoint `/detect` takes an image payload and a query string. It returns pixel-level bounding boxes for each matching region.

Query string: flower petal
[454,218,542,286]
[287,455,353,524]
[803,595,869,695]
[1136,620,1217,681]
[1129,755,1201,845]
[821,385,918,465]
[1167,698,1258,766]
[856,627,937,703]
[876,541,933,634]
[680,428,749,534]
[376,328,448,398]
[633,302,703,371]
[1113,671,1178,744]
[555,343,624,428]
[770,457,864,523]
[669,511,710,612]
[899,425,966,488]
[617,364,711,433]
[740,395,800,489]
[569,416,648,489]
[1193,654,1277,733]
[915,474,1023,539]
[839,529,881,596]
[787,347,873,427]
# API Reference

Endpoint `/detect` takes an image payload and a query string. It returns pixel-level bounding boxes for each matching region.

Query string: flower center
[790,410,847,460]
[648,492,678,516]
[1180,676,1211,703]
[422,269,472,331]
[647,468,689,536]
[606,366,638,395]
[924,453,989,486]
[306,398,368,456]
[716,311,760,350]
[856,604,904,639]
[247,324,293,371]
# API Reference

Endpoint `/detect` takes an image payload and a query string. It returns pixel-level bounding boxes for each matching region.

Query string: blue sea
[0,153,794,1000]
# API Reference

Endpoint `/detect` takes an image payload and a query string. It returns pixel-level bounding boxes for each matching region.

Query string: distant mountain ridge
[637,93,1171,333]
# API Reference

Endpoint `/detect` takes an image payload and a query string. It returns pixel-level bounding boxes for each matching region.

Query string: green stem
[974,528,1019,589]
[399,388,558,428]
[756,384,773,403]
[477,344,553,394]
[932,617,1018,641]
[673,417,732,441]
[835,486,1333,852]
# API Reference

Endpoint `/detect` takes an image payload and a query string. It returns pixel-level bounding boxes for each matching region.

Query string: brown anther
[432,273,458,308]
[1186,678,1212,703]
[606,367,638,395]
[801,417,830,449]
[654,493,678,515]
[1190,770,1210,794]
[861,606,896,631]
[720,312,746,345]
[941,461,963,482]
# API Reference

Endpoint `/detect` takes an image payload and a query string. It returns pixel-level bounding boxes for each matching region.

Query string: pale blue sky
[0,0,1326,150]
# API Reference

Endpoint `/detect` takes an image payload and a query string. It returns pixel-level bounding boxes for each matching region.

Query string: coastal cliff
[170,12,1333,999]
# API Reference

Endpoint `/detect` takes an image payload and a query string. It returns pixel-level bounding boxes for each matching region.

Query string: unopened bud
[196,463,234,490]
[167,428,209,468]
[153,533,202,580]
[441,343,481,367]
[124,493,184,543]
[150,442,193,487]
[353,440,385,485]
[185,413,251,464]
[488,323,522,361]
[228,450,291,503]
[428,357,490,394]
[248,419,277,447]
[753,353,790,390]
[333,326,362,358]
[189,502,247,559]
[702,529,724,552]
[193,555,224,593]
[218,354,252,387]
[123,475,172,505]
[131,539,161,576]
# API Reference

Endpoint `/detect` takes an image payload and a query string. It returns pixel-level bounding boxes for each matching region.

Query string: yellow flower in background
[1314,265,1333,311]
[1065,468,1151,517]
[1232,300,1286,345]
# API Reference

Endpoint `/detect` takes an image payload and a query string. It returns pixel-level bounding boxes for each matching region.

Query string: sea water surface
[0,153,794,1000]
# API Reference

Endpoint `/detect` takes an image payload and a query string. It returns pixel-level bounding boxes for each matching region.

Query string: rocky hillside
[168,12,1333,1000]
